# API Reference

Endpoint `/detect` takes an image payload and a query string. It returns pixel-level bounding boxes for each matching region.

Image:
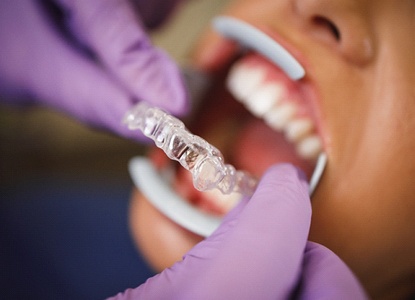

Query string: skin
[130,0,415,299]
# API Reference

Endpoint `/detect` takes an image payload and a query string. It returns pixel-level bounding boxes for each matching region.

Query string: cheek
[310,149,415,285]
[309,88,415,282]
[223,0,288,26]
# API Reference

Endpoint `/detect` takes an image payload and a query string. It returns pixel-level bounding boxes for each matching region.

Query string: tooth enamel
[203,189,242,211]
[264,103,297,130]
[226,57,322,163]
[226,65,242,97]
[227,64,265,102]
[245,83,284,117]
[296,135,322,160]
[285,118,314,142]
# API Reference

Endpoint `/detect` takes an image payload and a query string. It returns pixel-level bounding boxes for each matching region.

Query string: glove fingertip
[159,81,190,116]
[299,242,368,300]
[255,164,310,212]
[264,163,308,189]
[149,75,189,116]
[130,49,190,116]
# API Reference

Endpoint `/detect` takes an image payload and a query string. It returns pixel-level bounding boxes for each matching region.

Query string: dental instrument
[213,16,306,80]
[128,154,326,237]
[124,102,258,197]
[129,157,222,237]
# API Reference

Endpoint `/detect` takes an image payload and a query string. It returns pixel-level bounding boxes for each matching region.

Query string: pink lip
[149,149,233,216]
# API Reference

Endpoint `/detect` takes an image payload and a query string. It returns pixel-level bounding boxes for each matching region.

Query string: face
[131,0,415,298]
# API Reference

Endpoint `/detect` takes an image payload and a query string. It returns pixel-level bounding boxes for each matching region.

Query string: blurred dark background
[0,103,144,187]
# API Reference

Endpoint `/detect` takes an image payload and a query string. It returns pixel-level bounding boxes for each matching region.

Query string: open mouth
[151,52,323,211]
[226,54,323,172]
[128,17,326,236]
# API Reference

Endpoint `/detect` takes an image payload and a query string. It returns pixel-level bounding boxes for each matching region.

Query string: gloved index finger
[58,0,188,115]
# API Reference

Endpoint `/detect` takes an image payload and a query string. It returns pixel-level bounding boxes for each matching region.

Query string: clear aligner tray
[123,102,258,197]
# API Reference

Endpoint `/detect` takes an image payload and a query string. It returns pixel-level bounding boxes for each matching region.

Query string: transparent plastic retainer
[123,102,258,197]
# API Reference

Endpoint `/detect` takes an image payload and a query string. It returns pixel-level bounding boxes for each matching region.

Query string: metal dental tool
[124,102,258,197]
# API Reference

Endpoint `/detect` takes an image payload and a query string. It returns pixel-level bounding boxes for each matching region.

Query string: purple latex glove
[0,0,187,140]
[109,164,367,299]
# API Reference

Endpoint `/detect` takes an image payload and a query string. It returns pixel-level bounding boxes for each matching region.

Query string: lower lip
[150,149,239,216]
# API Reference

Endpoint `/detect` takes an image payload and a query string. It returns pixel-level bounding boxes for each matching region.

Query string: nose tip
[293,0,374,66]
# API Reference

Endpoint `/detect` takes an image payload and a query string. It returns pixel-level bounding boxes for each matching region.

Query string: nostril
[312,16,341,41]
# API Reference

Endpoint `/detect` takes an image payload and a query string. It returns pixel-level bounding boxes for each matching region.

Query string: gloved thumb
[109,164,312,299]
[298,242,368,300]
[190,164,311,299]
[57,0,189,115]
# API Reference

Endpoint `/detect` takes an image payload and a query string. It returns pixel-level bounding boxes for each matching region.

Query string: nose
[292,0,374,66]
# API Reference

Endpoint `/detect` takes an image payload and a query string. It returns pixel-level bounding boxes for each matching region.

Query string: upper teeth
[227,62,323,160]
[264,103,297,130]
[227,63,265,101]
[246,83,284,117]
[285,119,313,142]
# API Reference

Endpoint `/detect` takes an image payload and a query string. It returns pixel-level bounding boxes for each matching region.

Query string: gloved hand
[0,0,187,140]
[109,164,367,299]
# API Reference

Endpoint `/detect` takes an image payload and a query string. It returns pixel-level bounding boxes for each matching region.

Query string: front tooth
[203,189,242,212]
[226,65,242,97]
[264,103,297,130]
[227,64,265,102]
[245,83,284,117]
[296,135,322,160]
[285,118,314,142]
[226,64,246,99]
